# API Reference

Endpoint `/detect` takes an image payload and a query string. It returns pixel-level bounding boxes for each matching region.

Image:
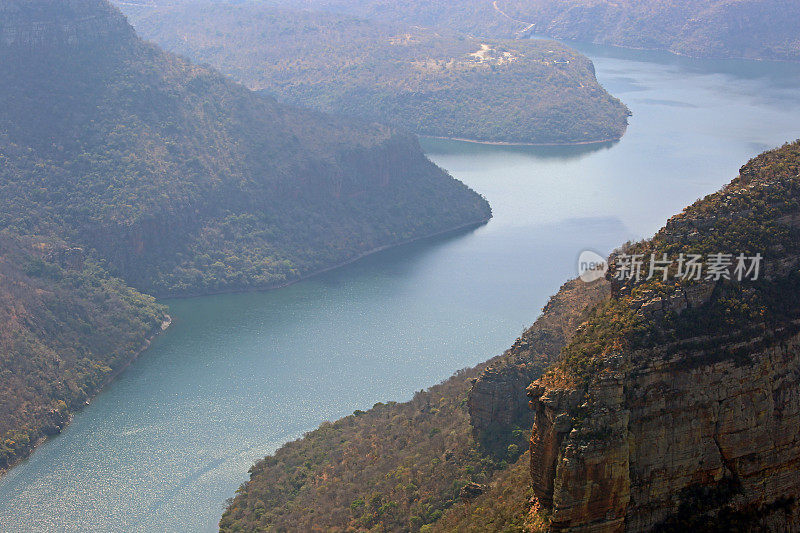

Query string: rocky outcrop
[459,482,485,500]
[525,143,800,532]
[468,278,610,450]
[469,363,537,445]
[528,323,800,532]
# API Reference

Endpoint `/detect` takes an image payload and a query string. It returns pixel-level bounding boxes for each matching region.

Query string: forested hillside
[497,0,800,61]
[0,234,168,471]
[0,0,489,472]
[120,2,629,145]
[1,0,490,297]
[165,0,800,62]
[219,278,608,532]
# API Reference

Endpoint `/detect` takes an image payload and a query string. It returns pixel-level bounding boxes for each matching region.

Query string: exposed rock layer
[529,324,800,532]
[526,144,800,532]
[0,0,132,48]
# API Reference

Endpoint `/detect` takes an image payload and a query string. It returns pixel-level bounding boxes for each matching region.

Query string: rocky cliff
[529,322,800,532]
[526,142,800,532]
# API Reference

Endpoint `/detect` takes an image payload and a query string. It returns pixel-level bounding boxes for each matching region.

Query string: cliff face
[529,326,800,531]
[526,142,800,532]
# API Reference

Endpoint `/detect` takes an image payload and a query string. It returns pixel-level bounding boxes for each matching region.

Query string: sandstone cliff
[529,322,800,532]
[526,142,800,532]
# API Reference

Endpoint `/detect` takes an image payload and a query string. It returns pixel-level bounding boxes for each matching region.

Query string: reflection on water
[2,43,800,533]
[420,136,620,160]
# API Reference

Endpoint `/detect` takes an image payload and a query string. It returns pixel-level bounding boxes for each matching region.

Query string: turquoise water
[2,45,800,532]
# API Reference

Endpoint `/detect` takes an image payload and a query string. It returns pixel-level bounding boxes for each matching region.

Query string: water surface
[2,45,800,532]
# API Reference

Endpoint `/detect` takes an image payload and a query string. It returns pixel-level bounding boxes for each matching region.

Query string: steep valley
[3,21,800,533]
[222,140,800,533]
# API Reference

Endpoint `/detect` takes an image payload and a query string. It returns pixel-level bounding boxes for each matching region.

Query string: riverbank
[0,316,173,480]
[424,133,625,147]
[0,216,489,479]
[154,216,492,299]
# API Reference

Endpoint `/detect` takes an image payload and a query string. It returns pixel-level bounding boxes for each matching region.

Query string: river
[1,44,800,532]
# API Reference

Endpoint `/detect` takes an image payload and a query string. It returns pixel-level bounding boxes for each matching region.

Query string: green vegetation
[121,2,629,144]
[1,1,490,297]
[549,140,800,387]
[219,367,505,532]
[432,452,544,533]
[0,0,490,471]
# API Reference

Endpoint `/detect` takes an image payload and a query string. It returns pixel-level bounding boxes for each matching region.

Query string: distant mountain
[222,141,800,531]
[0,0,489,471]
[119,2,630,145]
[196,0,800,62]
[495,0,800,61]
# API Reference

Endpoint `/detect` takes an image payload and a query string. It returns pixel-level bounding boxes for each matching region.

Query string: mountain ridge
[212,0,800,62]
[0,0,490,472]
[118,1,630,145]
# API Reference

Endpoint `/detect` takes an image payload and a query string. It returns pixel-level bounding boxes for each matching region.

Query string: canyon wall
[524,143,800,532]
[468,278,610,450]
[528,321,800,532]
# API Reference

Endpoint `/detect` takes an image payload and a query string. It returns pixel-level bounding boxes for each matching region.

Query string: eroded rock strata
[527,142,800,532]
